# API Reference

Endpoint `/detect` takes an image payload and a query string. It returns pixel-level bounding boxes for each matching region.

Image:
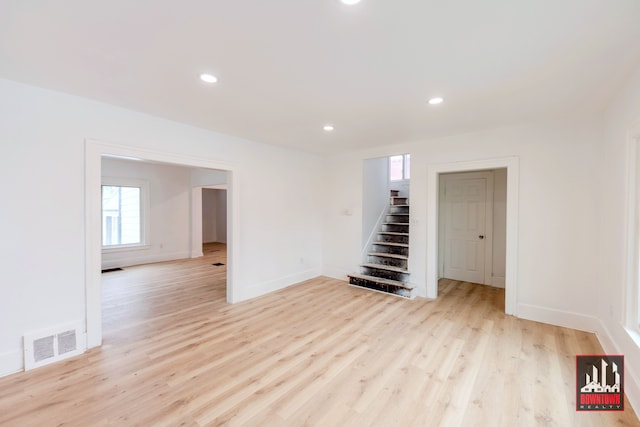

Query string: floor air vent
[24,323,85,370]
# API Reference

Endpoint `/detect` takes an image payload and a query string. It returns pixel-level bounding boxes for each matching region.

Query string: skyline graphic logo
[576,355,624,411]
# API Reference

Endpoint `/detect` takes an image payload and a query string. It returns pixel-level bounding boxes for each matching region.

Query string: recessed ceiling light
[323,124,335,132]
[200,73,218,83]
[341,0,361,5]
[428,97,444,105]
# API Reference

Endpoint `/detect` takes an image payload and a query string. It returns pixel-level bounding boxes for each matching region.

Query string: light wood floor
[0,244,638,426]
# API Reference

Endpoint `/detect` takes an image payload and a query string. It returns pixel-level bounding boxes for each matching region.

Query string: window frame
[389,153,411,182]
[101,177,150,252]
[625,135,640,343]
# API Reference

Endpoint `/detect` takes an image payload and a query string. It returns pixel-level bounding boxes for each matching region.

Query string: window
[390,154,410,181]
[102,179,148,248]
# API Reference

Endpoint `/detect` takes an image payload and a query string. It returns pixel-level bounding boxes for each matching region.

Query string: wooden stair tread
[372,242,409,248]
[383,222,409,226]
[361,263,409,273]
[348,273,415,290]
[368,252,408,260]
[378,231,409,236]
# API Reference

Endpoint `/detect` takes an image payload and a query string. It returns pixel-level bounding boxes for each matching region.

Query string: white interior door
[443,178,487,284]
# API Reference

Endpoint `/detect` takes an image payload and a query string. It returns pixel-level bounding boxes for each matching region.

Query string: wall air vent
[33,336,55,363]
[23,323,85,371]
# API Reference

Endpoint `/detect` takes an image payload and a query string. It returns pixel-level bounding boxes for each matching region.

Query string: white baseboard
[517,304,640,416]
[593,321,640,418]
[102,250,191,269]
[516,303,600,333]
[490,275,505,288]
[321,266,352,281]
[0,349,24,378]
[411,282,428,299]
[238,268,322,301]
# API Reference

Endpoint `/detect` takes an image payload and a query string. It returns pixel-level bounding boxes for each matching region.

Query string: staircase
[348,190,414,298]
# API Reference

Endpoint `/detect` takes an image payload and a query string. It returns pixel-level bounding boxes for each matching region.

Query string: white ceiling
[1,1,640,154]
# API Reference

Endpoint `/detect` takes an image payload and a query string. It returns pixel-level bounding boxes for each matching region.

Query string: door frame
[438,171,494,285]
[192,185,228,258]
[85,139,238,349]
[427,157,519,315]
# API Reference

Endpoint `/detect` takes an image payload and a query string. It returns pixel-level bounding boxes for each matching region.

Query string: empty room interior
[2,1,640,425]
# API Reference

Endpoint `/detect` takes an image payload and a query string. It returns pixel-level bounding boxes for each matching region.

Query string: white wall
[101,158,193,269]
[362,157,389,252]
[0,78,323,376]
[191,168,227,187]
[323,117,601,328]
[390,179,410,199]
[598,63,640,413]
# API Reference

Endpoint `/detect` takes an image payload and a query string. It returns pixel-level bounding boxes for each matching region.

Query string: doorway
[191,185,228,258]
[85,140,237,349]
[202,187,227,246]
[426,157,519,315]
[438,170,506,287]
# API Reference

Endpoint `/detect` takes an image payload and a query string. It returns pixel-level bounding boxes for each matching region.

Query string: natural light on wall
[102,185,142,246]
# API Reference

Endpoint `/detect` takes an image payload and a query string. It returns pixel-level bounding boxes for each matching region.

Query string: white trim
[491,276,505,288]
[323,267,351,281]
[426,157,519,315]
[595,322,640,415]
[516,303,600,333]
[101,250,192,270]
[101,244,151,254]
[191,187,204,258]
[596,122,640,417]
[85,139,238,349]
[237,268,322,301]
[626,326,640,349]
[625,132,640,334]
[205,184,228,190]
